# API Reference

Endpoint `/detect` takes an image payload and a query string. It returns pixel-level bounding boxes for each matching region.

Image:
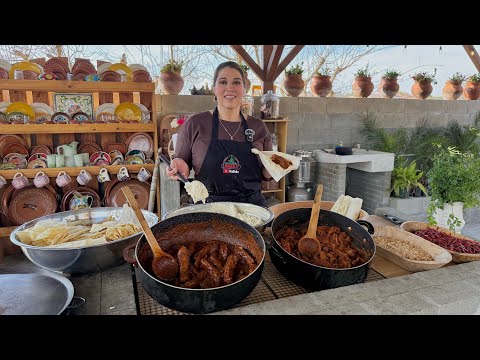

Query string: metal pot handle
[356,220,375,234]
[67,296,86,309]
[123,243,138,266]
[262,232,274,250]
[269,246,287,265]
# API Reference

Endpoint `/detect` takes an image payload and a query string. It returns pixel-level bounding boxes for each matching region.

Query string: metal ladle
[121,186,179,281]
[297,184,323,257]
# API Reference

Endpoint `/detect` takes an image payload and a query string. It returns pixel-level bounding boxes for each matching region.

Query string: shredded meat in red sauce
[138,220,262,289]
[271,154,292,169]
[276,225,371,268]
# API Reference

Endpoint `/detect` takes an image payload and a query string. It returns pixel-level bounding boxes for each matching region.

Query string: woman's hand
[166,158,190,181]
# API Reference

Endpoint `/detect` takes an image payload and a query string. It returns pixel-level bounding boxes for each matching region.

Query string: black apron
[195,108,266,207]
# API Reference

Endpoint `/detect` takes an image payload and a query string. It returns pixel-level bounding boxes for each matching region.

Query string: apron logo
[221,155,241,174]
[245,129,255,142]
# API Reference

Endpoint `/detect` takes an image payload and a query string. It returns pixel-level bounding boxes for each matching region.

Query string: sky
[75,45,479,97]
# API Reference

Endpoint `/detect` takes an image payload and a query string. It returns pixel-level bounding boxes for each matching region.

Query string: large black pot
[124,212,265,314]
[270,208,375,291]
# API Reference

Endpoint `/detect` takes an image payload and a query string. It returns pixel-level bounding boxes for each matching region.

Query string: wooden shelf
[262,118,289,123]
[0,123,155,134]
[1,164,155,179]
[0,79,154,93]
[261,189,283,193]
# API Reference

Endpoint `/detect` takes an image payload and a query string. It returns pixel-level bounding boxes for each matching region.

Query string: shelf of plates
[261,117,288,203]
[0,80,160,236]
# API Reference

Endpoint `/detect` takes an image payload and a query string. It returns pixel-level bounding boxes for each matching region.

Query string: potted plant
[391,160,427,199]
[378,69,401,99]
[411,68,437,99]
[239,64,251,94]
[283,63,305,97]
[426,146,480,233]
[463,73,480,100]
[442,72,467,100]
[310,67,332,97]
[352,65,374,98]
[158,59,184,95]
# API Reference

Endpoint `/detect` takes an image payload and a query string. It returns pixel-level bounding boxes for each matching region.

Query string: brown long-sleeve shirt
[173,111,272,176]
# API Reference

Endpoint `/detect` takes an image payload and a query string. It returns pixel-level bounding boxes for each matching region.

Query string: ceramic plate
[106,179,150,209]
[0,59,12,71]
[78,142,102,157]
[0,102,11,113]
[53,93,94,118]
[6,102,35,118]
[30,145,52,155]
[108,63,132,79]
[31,102,54,116]
[27,158,47,169]
[96,103,116,115]
[0,67,9,79]
[129,63,148,72]
[4,142,29,156]
[97,63,112,75]
[61,187,101,212]
[114,102,142,122]
[8,61,42,78]
[0,135,28,158]
[8,185,57,226]
[125,132,154,159]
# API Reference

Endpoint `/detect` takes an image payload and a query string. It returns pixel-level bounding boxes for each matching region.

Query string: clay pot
[378,77,399,99]
[411,80,433,99]
[310,75,332,97]
[352,76,374,98]
[442,80,463,100]
[463,81,480,100]
[158,71,184,95]
[282,74,305,97]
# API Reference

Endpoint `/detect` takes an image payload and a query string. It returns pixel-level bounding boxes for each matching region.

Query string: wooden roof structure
[231,45,480,94]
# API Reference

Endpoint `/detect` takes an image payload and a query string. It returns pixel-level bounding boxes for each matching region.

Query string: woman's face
[214,67,245,111]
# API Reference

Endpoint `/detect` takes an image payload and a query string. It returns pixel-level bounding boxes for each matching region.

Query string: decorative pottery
[411,80,433,99]
[463,81,480,100]
[352,76,374,98]
[282,74,305,97]
[310,75,332,97]
[378,77,400,99]
[158,71,184,95]
[442,80,463,100]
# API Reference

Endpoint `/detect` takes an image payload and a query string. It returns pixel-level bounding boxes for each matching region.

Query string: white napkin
[251,148,301,182]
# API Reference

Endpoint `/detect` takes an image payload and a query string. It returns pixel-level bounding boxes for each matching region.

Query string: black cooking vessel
[270,208,375,291]
[124,212,265,314]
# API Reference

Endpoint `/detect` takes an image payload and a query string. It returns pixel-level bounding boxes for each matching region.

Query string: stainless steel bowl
[10,207,159,274]
[163,202,274,233]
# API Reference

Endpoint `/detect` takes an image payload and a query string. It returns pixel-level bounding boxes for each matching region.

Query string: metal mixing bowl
[10,207,158,274]
[163,202,274,233]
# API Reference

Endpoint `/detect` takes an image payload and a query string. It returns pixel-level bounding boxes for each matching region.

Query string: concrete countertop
[313,149,395,172]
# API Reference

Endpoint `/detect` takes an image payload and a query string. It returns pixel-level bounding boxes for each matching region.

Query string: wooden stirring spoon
[122,186,179,281]
[297,184,324,257]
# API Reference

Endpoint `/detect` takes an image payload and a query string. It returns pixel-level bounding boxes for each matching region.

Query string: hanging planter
[283,63,305,97]
[158,60,184,95]
[463,73,480,100]
[352,65,373,98]
[310,69,332,97]
[411,69,436,99]
[378,69,401,99]
[442,72,467,100]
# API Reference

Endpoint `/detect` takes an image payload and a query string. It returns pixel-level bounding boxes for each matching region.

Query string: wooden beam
[274,45,305,79]
[231,45,264,80]
[265,45,285,81]
[263,45,273,78]
[463,45,480,72]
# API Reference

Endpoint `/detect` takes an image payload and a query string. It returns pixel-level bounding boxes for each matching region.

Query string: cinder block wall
[155,96,480,153]
[346,168,392,214]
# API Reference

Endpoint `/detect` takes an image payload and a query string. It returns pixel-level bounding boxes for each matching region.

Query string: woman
[166,61,273,207]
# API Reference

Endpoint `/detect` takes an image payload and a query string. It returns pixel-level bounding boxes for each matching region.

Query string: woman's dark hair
[213,61,246,87]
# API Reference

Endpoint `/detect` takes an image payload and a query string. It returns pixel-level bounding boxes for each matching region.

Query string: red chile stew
[276,225,371,268]
[414,229,480,254]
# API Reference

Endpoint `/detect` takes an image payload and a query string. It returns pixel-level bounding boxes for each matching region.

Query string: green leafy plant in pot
[391,160,427,198]
[426,146,480,233]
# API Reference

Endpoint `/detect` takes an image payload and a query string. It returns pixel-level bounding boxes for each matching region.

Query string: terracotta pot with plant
[310,67,332,97]
[442,72,467,100]
[282,63,305,97]
[411,68,436,99]
[352,65,374,98]
[378,69,400,98]
[240,64,251,94]
[158,60,184,95]
[463,73,480,100]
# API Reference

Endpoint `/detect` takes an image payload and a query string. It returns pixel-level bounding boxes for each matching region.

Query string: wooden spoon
[297,184,323,257]
[121,186,179,281]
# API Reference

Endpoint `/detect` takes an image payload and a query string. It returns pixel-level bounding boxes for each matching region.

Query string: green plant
[448,72,467,83]
[442,119,480,155]
[160,60,184,74]
[412,68,437,84]
[427,146,480,210]
[285,63,304,75]
[382,69,401,80]
[239,64,250,73]
[467,73,480,83]
[355,65,372,78]
[391,160,427,197]
[315,67,331,77]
